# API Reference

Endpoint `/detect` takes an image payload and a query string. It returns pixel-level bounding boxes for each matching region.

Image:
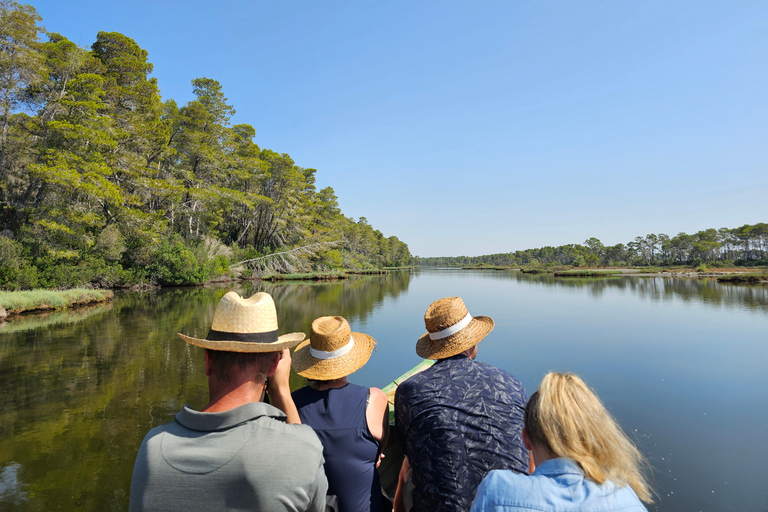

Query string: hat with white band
[292,316,376,380]
[416,297,494,359]
[178,291,305,352]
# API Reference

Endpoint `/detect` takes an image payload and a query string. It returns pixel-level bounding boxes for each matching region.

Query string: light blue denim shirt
[470,458,648,512]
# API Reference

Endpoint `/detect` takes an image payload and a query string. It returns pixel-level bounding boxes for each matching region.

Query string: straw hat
[291,316,376,380]
[416,297,494,359]
[178,291,305,352]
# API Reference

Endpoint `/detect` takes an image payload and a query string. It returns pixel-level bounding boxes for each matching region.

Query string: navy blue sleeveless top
[292,383,382,512]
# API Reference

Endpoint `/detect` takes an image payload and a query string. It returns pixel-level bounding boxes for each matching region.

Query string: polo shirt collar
[533,457,585,477]
[175,402,286,432]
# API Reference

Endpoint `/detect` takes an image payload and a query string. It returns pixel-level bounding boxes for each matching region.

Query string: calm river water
[1,270,767,511]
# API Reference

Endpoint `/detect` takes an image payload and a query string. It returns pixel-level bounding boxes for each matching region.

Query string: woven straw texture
[178,291,305,352]
[292,316,375,380]
[415,297,494,359]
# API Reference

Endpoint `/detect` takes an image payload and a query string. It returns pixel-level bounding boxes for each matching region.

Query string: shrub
[0,237,39,290]
[319,249,344,269]
[208,254,230,278]
[149,237,210,285]
[94,224,126,262]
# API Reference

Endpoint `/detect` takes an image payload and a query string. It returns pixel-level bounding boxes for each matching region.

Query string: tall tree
[0,0,43,181]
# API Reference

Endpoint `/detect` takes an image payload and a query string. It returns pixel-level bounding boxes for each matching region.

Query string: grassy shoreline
[460,266,519,270]
[261,272,348,282]
[554,270,622,277]
[262,268,402,281]
[716,273,768,284]
[0,289,114,317]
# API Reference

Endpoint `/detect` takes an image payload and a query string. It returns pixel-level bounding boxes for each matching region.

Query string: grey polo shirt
[130,402,327,512]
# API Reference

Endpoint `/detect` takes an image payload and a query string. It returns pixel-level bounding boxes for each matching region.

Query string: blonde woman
[470,372,652,512]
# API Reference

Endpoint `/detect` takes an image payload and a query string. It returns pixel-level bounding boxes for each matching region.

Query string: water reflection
[0,272,415,511]
[0,304,113,335]
[442,270,768,313]
[0,464,26,506]
[0,270,765,512]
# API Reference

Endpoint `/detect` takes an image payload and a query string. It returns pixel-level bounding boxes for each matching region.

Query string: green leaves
[0,13,412,290]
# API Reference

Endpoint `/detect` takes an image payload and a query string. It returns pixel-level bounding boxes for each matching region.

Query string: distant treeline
[0,2,411,290]
[416,223,768,268]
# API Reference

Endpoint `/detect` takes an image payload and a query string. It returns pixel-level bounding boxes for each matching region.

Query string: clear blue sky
[30,0,768,256]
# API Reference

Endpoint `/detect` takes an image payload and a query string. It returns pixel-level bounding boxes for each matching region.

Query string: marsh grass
[554,270,622,277]
[262,272,348,281]
[632,266,667,273]
[0,289,114,314]
[460,266,518,270]
[716,273,768,284]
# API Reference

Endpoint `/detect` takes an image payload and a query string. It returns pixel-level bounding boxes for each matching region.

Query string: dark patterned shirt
[395,355,529,512]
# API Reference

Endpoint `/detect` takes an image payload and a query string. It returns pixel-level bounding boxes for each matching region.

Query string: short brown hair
[206,349,276,385]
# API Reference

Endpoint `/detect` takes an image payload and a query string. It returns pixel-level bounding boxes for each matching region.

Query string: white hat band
[428,313,473,340]
[310,336,356,360]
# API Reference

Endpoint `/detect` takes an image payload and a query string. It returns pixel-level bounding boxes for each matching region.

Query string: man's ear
[204,350,213,376]
[522,427,533,451]
[266,352,281,377]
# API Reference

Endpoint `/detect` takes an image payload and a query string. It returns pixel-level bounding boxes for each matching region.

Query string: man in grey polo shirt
[130,292,328,512]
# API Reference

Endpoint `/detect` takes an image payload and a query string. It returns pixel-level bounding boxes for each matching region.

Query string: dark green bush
[0,237,39,290]
[149,237,210,285]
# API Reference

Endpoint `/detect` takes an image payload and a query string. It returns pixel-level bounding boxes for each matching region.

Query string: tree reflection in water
[0,271,413,511]
[0,270,765,511]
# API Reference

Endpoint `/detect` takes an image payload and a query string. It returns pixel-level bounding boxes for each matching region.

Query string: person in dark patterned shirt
[394,297,530,512]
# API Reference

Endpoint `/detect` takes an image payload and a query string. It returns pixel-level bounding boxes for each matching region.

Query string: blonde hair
[525,372,653,503]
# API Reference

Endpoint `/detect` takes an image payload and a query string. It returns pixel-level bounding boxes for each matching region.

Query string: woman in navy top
[292,316,389,512]
[471,372,653,511]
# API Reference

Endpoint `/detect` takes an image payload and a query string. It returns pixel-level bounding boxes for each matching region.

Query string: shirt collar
[533,458,585,477]
[436,353,471,363]
[175,402,286,432]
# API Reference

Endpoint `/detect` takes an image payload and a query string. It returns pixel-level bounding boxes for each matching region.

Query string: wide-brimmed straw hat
[291,316,376,380]
[416,297,494,359]
[178,291,305,352]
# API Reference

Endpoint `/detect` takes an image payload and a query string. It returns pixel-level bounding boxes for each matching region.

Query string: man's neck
[203,380,266,413]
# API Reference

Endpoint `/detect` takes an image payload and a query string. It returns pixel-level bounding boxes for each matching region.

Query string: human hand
[268,349,292,395]
[266,348,301,424]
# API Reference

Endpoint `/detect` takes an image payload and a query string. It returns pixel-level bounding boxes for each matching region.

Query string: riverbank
[716,273,768,284]
[0,289,114,317]
[461,266,520,270]
[261,268,399,281]
[612,267,768,277]
[554,270,622,277]
[261,271,348,281]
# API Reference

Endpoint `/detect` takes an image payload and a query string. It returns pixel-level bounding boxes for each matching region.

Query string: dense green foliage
[0,2,411,290]
[418,223,768,268]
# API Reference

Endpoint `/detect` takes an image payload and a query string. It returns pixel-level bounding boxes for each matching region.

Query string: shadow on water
[0,271,414,511]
